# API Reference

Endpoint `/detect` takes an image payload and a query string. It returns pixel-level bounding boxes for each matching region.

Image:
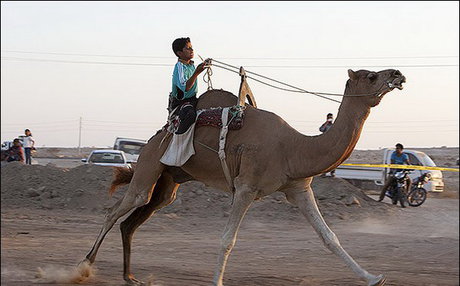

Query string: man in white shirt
[23,129,35,165]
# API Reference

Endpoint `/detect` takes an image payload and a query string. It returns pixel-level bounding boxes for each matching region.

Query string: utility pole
[78,116,82,155]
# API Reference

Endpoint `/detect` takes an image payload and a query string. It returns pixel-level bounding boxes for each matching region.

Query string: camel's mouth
[377,74,405,100]
[387,78,405,90]
[386,72,406,91]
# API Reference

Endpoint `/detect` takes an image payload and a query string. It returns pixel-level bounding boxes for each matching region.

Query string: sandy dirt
[1,148,459,286]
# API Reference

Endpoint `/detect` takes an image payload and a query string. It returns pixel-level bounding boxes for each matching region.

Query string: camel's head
[346,69,406,107]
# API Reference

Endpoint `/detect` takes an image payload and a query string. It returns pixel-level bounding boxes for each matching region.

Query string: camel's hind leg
[212,183,257,286]
[82,133,169,266]
[120,172,179,285]
[285,185,386,286]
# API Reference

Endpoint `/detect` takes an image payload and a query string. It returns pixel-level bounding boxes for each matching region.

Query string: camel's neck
[287,96,371,178]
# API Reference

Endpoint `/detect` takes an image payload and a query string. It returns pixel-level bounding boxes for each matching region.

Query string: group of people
[1,129,35,164]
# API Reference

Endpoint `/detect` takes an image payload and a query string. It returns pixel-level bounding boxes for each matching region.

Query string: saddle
[196,106,245,130]
[165,66,255,134]
[160,66,256,193]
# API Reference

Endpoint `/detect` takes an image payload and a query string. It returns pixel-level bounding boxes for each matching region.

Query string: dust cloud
[34,260,95,284]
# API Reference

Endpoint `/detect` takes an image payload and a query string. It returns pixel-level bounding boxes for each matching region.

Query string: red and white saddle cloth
[160,106,245,167]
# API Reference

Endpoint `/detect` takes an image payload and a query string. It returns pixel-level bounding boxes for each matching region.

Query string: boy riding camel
[169,37,210,134]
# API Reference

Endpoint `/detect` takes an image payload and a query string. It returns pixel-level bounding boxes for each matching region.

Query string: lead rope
[203,64,213,90]
[205,58,389,103]
[199,55,213,91]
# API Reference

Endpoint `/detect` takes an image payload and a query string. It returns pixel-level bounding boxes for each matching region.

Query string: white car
[334,148,444,192]
[113,137,147,163]
[82,150,131,168]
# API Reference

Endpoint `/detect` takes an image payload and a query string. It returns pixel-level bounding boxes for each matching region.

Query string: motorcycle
[385,170,429,207]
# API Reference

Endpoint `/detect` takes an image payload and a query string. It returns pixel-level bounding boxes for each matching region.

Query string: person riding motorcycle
[378,143,412,207]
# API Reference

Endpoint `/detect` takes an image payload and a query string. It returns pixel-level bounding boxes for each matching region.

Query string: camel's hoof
[78,258,91,266]
[368,274,386,286]
[77,258,93,277]
[124,275,145,285]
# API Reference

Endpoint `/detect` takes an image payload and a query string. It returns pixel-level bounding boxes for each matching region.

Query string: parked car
[1,141,13,151]
[82,150,131,168]
[333,148,444,192]
[113,137,147,163]
[2,135,26,151]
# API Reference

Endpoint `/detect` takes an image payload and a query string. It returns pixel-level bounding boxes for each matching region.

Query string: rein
[206,58,391,104]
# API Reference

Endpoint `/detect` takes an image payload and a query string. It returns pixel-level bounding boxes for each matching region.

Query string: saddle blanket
[160,106,245,167]
[196,106,244,130]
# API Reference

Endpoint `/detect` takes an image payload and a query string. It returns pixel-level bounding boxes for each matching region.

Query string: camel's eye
[367,73,378,81]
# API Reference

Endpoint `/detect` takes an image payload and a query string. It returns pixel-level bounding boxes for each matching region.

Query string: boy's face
[177,42,194,61]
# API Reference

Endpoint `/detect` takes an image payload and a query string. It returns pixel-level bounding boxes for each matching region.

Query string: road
[1,198,458,286]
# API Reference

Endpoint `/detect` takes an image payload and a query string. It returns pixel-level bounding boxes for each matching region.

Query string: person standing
[319,113,334,133]
[23,129,35,165]
[319,113,335,176]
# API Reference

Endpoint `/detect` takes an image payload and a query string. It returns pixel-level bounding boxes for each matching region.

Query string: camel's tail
[109,166,134,196]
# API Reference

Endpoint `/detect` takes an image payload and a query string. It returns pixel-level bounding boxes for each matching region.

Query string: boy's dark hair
[172,37,190,57]
[395,143,404,149]
[327,113,333,117]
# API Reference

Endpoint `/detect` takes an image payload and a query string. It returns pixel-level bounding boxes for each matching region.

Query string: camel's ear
[348,69,357,80]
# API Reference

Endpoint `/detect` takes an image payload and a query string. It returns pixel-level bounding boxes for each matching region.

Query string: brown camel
[80,69,405,286]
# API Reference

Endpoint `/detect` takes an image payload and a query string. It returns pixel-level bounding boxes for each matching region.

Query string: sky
[1,1,459,149]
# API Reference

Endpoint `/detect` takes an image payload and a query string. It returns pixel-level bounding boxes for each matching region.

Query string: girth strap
[218,107,235,192]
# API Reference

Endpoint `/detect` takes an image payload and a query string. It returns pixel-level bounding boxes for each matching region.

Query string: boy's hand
[203,58,212,67]
[196,62,208,73]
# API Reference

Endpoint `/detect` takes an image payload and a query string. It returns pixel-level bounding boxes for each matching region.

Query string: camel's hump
[197,89,238,110]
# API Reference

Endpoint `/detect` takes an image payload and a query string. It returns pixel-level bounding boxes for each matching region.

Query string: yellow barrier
[341,163,459,172]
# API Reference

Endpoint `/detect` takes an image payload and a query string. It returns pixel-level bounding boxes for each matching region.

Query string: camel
[80,68,405,286]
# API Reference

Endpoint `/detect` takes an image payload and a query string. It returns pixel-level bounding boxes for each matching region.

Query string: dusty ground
[1,148,459,286]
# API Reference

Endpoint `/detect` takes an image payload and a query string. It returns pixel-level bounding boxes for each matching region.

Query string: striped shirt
[171,60,197,100]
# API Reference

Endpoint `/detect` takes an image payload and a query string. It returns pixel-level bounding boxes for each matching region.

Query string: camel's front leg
[213,185,257,286]
[286,187,386,286]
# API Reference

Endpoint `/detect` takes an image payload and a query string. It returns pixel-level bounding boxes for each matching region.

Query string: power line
[83,119,164,125]
[363,130,459,133]
[2,50,458,60]
[1,119,78,126]
[2,57,458,69]
[222,56,460,60]
[241,64,459,68]
[289,119,458,123]
[1,57,172,67]
[2,50,173,59]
